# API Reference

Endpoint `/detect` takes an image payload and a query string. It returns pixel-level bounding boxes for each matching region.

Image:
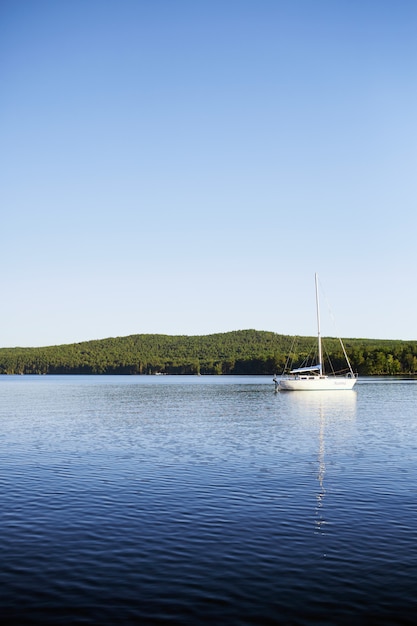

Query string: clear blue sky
[1,0,416,347]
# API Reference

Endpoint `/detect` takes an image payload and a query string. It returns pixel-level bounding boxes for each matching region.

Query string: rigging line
[322,341,335,375]
[318,277,342,338]
[283,336,297,373]
[318,276,355,376]
[297,343,317,369]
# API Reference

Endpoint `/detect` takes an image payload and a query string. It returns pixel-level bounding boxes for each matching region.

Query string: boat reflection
[287,391,357,533]
[288,390,357,420]
[316,405,326,532]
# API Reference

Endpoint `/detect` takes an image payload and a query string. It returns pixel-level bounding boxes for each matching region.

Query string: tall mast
[315,273,323,375]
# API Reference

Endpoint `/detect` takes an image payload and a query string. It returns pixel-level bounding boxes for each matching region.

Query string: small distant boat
[275,274,357,391]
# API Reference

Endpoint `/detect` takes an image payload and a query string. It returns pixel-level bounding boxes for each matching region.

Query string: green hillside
[0,330,416,375]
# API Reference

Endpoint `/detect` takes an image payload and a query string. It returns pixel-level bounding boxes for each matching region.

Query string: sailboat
[275,274,357,391]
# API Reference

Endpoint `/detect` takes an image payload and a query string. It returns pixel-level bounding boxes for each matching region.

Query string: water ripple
[1,376,417,623]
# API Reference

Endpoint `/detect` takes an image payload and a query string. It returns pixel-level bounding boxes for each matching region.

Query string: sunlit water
[1,375,417,624]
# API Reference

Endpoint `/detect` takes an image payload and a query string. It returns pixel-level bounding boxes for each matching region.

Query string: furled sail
[289,364,321,374]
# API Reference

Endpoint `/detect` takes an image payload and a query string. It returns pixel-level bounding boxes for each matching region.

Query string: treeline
[0,329,416,376]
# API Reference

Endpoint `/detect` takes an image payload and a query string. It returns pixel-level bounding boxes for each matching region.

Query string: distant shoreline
[0,330,416,377]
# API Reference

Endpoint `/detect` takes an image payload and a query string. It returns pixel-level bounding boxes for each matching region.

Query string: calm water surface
[1,375,417,624]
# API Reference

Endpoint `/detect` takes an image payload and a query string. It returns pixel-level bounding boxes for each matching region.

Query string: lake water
[1,375,417,625]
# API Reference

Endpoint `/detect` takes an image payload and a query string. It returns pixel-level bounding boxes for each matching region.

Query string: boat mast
[315,273,323,375]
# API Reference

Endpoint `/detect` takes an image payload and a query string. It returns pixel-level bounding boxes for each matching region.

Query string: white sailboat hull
[278,375,357,391]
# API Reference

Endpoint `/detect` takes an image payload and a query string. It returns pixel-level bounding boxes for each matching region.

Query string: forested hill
[0,329,416,376]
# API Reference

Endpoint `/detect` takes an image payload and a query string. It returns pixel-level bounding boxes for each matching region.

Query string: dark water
[1,375,417,625]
